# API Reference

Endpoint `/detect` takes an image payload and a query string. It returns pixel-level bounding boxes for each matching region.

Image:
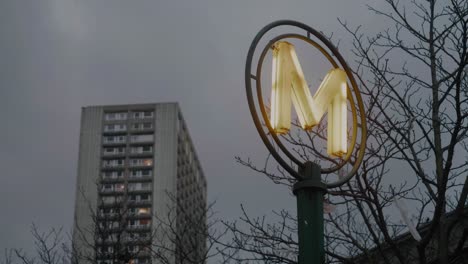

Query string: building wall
[176,112,208,264]
[152,103,178,264]
[72,106,103,262]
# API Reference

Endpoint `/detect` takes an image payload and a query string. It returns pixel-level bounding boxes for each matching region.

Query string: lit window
[138,208,150,214]
[115,184,125,191]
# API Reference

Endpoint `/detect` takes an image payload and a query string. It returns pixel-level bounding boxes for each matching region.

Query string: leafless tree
[72,186,152,264]
[235,0,468,263]
[3,224,69,264]
[3,190,229,264]
[2,249,14,264]
[150,193,229,264]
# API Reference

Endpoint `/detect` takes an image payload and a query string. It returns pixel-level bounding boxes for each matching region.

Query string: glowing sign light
[271,41,347,157]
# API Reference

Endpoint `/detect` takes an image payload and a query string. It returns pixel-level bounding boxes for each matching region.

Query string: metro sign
[270,41,347,157]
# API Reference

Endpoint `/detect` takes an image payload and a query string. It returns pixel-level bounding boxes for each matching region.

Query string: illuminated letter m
[270,41,347,157]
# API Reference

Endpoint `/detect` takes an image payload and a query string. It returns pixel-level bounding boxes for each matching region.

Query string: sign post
[294,162,325,263]
[245,20,367,264]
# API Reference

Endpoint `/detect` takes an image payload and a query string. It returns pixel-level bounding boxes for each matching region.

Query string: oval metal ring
[245,20,367,188]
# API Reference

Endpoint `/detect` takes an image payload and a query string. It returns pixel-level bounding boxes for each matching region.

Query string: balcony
[99,189,125,195]
[127,211,152,219]
[136,249,152,258]
[128,175,152,182]
[99,198,125,207]
[129,166,152,170]
[123,234,152,244]
[129,150,153,158]
[102,161,125,169]
[127,200,152,207]
[96,238,121,246]
[102,150,126,158]
[129,135,153,145]
[97,213,121,220]
[131,112,154,120]
[103,127,127,135]
[127,225,151,232]
[130,123,154,134]
[104,112,128,122]
[102,139,126,146]
[128,189,152,195]
[101,176,125,183]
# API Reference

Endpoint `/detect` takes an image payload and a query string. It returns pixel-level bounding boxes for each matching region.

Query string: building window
[142,146,151,152]
[130,170,152,177]
[128,182,151,191]
[130,146,152,154]
[101,196,116,204]
[102,171,123,179]
[115,184,125,192]
[103,159,124,167]
[130,159,153,167]
[132,111,153,119]
[138,208,150,215]
[103,136,126,143]
[104,124,127,132]
[103,147,125,154]
[132,122,153,130]
[105,112,127,121]
[128,246,138,254]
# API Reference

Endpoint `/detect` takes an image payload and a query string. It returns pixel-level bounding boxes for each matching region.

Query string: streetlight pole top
[293,162,327,195]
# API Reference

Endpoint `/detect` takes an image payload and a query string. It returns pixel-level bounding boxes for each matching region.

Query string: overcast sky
[0,0,386,252]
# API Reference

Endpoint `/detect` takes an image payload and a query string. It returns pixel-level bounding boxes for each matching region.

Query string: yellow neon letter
[270,41,348,157]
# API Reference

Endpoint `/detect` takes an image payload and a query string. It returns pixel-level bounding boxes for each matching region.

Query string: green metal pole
[293,161,326,264]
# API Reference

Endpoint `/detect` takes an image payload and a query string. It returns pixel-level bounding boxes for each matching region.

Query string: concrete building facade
[72,103,207,264]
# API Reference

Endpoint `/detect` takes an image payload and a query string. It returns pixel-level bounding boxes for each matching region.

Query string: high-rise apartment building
[72,103,207,264]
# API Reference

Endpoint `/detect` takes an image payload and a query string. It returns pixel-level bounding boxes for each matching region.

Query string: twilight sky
[0,0,385,252]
